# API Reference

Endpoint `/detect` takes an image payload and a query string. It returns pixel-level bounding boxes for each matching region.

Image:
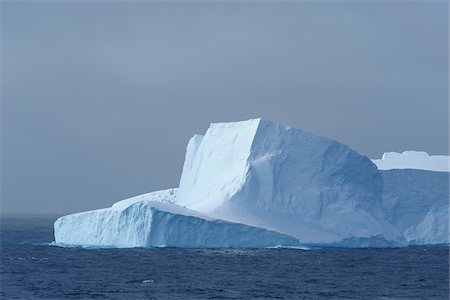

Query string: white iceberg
[55,118,448,249]
[372,151,449,172]
[54,190,299,248]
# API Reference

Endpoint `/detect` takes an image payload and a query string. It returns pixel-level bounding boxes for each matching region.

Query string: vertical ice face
[178,119,260,212]
[380,169,449,245]
[54,200,299,248]
[54,203,155,248]
[178,119,405,246]
[180,134,204,176]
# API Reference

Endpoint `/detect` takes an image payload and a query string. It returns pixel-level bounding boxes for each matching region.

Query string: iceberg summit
[54,119,449,248]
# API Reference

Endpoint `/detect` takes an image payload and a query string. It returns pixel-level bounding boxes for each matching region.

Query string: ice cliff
[178,119,404,247]
[370,151,449,245]
[379,168,449,245]
[54,190,298,248]
[54,119,448,248]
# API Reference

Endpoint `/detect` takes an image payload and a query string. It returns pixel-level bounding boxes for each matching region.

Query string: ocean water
[1,216,448,299]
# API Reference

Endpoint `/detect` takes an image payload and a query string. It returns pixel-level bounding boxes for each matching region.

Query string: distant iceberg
[54,119,448,248]
[372,151,449,172]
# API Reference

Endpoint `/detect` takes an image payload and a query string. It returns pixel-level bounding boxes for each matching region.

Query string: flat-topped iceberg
[54,190,299,248]
[54,118,448,248]
[372,151,449,172]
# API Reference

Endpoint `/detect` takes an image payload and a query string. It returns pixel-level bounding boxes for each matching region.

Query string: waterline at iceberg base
[54,119,449,249]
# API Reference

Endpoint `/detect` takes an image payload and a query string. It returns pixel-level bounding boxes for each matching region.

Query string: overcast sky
[1,1,448,215]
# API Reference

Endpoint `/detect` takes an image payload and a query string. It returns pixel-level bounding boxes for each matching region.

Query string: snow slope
[372,151,449,172]
[112,188,178,210]
[380,169,449,245]
[54,193,299,248]
[178,119,405,247]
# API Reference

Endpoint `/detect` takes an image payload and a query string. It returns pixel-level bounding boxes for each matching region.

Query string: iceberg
[54,190,299,248]
[372,151,449,172]
[55,118,447,248]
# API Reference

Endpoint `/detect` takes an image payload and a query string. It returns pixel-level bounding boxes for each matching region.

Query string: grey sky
[1,1,448,215]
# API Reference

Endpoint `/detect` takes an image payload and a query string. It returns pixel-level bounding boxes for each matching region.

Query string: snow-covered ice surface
[112,188,178,210]
[55,118,448,248]
[54,196,299,248]
[178,119,405,247]
[380,169,449,245]
[372,151,449,172]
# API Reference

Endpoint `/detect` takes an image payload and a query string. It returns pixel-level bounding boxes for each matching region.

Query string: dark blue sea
[1,216,448,299]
